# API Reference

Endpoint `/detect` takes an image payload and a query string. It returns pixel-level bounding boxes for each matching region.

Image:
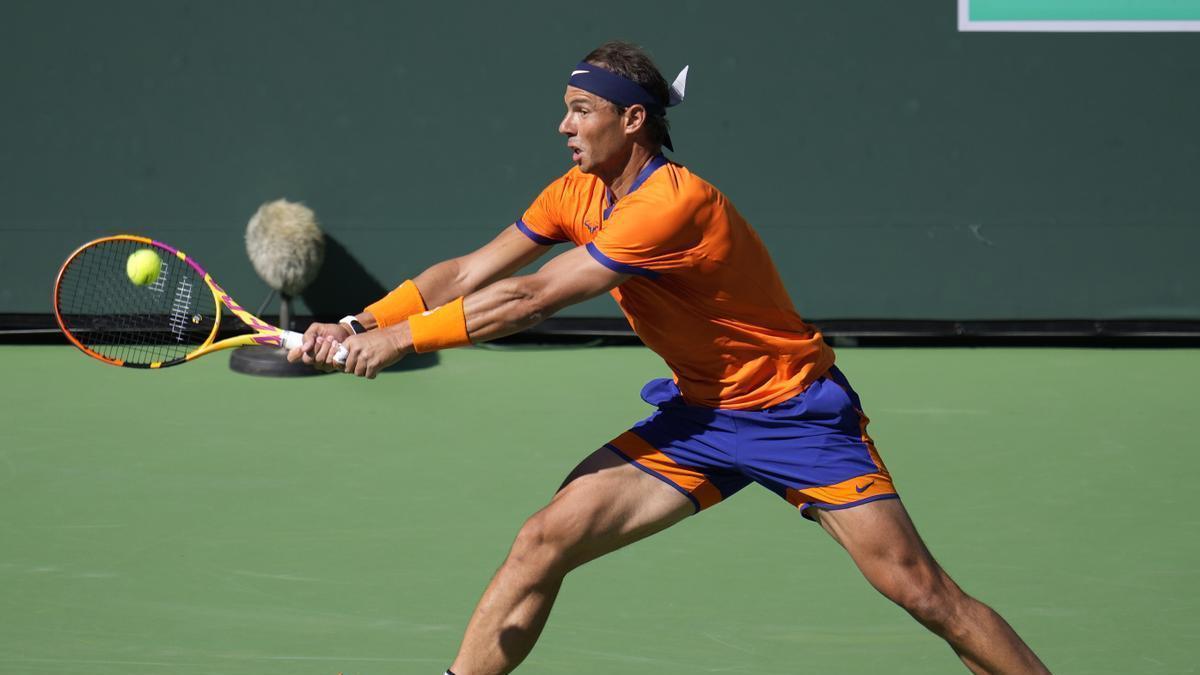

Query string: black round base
[228,345,331,377]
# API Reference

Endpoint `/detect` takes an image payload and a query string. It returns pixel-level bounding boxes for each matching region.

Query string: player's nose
[558,113,574,136]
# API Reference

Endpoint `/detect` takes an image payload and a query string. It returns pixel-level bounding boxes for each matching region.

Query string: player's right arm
[331,243,631,378]
[293,167,576,367]
[289,224,552,366]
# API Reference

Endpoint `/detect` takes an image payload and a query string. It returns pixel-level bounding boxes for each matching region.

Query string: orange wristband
[408,297,471,353]
[364,279,426,328]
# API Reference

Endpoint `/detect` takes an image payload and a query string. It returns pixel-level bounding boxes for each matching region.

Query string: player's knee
[886,569,968,637]
[899,582,951,627]
[507,510,583,575]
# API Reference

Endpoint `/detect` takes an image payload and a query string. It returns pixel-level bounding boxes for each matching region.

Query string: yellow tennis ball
[126,248,162,286]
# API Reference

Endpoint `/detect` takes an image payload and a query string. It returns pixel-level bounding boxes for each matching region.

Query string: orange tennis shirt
[517,156,835,410]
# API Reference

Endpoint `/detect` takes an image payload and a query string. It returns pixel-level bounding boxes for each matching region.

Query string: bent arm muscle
[463,245,629,343]
[415,224,550,307]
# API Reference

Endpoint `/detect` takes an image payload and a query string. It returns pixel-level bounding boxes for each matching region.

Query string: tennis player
[290,41,1049,675]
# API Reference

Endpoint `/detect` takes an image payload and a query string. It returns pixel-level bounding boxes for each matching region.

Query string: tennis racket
[54,234,346,368]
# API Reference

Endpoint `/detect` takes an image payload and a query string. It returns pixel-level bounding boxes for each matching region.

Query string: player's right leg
[448,446,694,675]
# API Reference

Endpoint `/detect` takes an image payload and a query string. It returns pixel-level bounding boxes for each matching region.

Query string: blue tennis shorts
[605,366,899,520]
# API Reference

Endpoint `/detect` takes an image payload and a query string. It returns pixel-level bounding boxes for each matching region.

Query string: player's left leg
[812,498,1050,674]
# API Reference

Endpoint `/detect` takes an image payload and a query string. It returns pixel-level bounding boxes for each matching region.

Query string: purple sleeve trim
[515,219,565,246]
[585,243,658,279]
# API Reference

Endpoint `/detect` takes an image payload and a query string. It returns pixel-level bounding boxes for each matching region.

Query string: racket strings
[56,239,218,365]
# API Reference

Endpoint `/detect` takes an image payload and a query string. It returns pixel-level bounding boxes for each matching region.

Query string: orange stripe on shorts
[608,430,723,510]
[785,470,897,510]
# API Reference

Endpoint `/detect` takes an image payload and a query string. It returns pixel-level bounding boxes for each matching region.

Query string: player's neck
[602,145,659,202]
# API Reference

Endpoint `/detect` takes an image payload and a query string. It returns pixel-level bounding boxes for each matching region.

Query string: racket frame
[54,234,302,368]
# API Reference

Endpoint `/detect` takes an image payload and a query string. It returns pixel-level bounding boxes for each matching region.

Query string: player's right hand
[288,321,350,370]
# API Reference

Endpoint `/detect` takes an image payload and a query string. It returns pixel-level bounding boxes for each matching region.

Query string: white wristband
[339,315,366,335]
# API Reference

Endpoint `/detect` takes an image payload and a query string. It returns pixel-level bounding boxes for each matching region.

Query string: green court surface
[1,345,1197,674]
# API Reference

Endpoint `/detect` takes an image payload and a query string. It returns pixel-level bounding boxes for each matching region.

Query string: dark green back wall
[3,1,1197,319]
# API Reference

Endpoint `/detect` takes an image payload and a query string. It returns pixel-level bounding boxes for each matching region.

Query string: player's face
[559,86,630,175]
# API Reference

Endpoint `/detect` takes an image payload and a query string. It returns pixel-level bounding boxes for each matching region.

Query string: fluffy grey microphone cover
[245,199,325,296]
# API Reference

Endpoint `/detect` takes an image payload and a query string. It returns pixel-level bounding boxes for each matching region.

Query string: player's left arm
[332,245,630,377]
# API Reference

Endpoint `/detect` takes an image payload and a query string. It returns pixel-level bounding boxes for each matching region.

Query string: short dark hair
[584,41,671,150]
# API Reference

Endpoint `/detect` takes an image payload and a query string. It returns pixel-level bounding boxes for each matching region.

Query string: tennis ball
[126,248,162,286]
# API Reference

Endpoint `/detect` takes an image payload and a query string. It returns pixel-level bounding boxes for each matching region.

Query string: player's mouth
[567,143,582,163]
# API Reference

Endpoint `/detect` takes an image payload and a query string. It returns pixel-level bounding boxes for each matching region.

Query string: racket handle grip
[280,330,348,366]
[281,331,305,351]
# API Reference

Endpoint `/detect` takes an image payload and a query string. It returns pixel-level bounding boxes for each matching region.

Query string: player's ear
[623,104,648,137]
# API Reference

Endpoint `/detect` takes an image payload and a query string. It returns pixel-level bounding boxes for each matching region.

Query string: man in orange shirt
[291,42,1049,675]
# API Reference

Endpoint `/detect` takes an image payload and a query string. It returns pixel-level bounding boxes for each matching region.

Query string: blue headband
[567,61,689,151]
[568,61,668,116]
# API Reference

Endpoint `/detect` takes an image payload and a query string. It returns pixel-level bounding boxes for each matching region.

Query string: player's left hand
[327,328,407,379]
